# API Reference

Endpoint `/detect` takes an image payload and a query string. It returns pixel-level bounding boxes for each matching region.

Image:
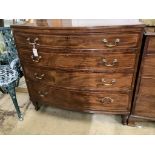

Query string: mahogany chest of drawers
[128,28,155,125]
[11,19,144,124]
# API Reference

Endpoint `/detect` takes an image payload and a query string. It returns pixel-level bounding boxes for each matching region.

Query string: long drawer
[19,50,136,72]
[14,33,140,49]
[24,66,133,91]
[27,82,130,112]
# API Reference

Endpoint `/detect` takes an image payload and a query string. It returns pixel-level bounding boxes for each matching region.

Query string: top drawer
[14,33,140,49]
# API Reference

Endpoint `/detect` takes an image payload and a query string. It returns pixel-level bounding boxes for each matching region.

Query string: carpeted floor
[0,92,30,134]
[0,91,155,135]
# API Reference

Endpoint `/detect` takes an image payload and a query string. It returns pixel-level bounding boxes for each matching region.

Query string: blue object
[0,27,23,120]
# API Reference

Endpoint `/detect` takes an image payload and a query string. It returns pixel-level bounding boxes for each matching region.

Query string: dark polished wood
[128,29,155,125]
[121,115,129,125]
[27,81,131,113]
[147,36,155,52]
[11,19,144,124]
[142,54,155,76]
[18,50,136,72]
[14,33,140,49]
[24,66,133,91]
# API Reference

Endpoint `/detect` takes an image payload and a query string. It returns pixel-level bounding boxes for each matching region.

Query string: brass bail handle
[38,91,48,97]
[102,58,118,67]
[101,78,116,86]
[98,97,114,104]
[102,38,120,48]
[34,73,45,80]
[27,37,39,47]
[31,55,42,63]
[27,37,41,62]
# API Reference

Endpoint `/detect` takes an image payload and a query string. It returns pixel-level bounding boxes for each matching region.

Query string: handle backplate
[27,37,39,48]
[102,38,120,48]
[101,78,116,86]
[38,91,48,97]
[34,73,45,80]
[102,58,118,67]
[31,55,42,63]
[98,97,114,104]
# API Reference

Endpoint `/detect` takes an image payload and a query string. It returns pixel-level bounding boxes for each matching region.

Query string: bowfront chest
[11,19,144,124]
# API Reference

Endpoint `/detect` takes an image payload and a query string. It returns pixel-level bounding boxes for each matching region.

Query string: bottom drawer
[134,77,155,118]
[27,82,130,113]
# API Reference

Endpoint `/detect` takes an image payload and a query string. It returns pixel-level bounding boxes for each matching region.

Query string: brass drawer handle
[102,38,120,47]
[101,78,116,86]
[27,38,41,62]
[27,37,39,47]
[102,58,118,67]
[31,55,42,63]
[38,91,48,97]
[98,97,114,104]
[34,73,45,80]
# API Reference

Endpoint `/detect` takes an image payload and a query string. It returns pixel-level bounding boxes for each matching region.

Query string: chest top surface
[11,19,144,29]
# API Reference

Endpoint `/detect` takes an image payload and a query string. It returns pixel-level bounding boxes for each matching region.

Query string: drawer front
[28,82,130,112]
[14,33,139,49]
[68,34,139,49]
[24,67,133,91]
[147,36,155,53]
[134,77,155,118]
[20,50,136,72]
[142,54,155,77]
[14,33,68,47]
[137,77,155,96]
